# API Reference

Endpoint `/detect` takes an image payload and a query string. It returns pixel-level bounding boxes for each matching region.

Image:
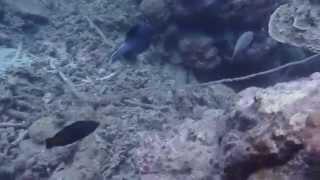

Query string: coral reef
[2,0,320,180]
[140,0,295,87]
[177,34,222,70]
[139,0,170,28]
[134,109,228,180]
[222,72,320,180]
[269,0,320,53]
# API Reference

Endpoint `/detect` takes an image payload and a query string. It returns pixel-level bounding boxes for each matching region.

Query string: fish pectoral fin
[45,138,54,149]
[224,55,233,63]
[124,53,137,60]
[110,43,127,63]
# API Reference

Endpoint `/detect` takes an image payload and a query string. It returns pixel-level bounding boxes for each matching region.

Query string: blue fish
[231,31,254,61]
[111,22,154,63]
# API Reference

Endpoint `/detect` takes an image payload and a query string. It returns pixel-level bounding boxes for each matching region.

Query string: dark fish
[111,22,154,63]
[45,120,99,149]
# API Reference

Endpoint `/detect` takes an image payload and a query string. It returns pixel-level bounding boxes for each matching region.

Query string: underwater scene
[1,0,320,179]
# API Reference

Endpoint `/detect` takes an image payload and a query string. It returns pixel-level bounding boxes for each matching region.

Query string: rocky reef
[1,0,320,180]
[222,73,320,180]
[140,0,312,90]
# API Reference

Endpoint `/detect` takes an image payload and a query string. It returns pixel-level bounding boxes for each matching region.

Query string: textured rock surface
[28,116,59,144]
[0,48,34,78]
[3,0,49,19]
[140,0,284,28]
[48,136,102,180]
[15,139,76,179]
[222,72,320,180]
[177,34,222,70]
[134,109,228,179]
[269,0,320,53]
[139,0,170,28]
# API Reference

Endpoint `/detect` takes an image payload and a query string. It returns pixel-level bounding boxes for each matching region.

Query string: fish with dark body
[230,31,254,62]
[111,22,154,63]
[45,120,99,149]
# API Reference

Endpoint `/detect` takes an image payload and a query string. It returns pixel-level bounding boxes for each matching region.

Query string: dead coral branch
[193,53,320,88]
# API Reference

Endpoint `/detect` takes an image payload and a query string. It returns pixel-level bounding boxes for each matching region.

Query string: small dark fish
[45,120,99,149]
[111,22,154,63]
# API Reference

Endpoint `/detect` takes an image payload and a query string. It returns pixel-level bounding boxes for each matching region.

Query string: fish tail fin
[231,51,236,60]
[110,49,121,63]
[110,43,127,63]
[225,55,233,63]
[45,138,54,149]
[229,51,237,63]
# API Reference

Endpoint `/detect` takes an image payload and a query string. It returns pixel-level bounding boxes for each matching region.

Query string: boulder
[269,0,320,53]
[222,72,320,180]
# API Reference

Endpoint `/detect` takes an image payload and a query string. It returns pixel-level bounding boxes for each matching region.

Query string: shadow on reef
[141,0,320,91]
[161,21,317,91]
[162,23,316,91]
[193,45,317,92]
